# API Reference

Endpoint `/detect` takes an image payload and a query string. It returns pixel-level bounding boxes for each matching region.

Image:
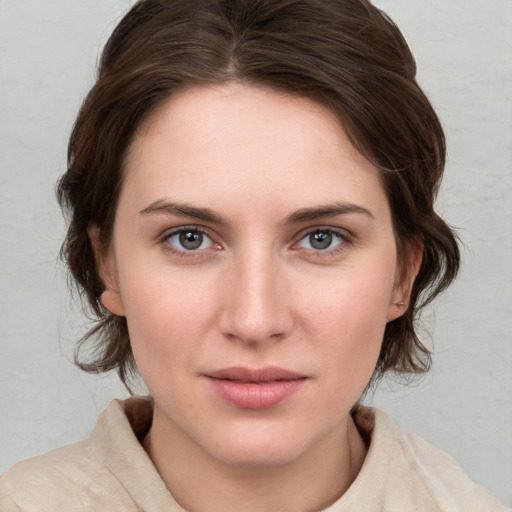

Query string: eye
[165,228,215,252]
[296,228,347,252]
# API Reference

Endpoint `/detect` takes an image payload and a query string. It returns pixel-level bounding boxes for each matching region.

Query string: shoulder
[0,397,167,512]
[0,441,119,511]
[368,408,510,511]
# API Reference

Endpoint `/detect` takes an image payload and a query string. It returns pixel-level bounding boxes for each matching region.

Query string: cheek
[303,261,395,333]
[118,267,219,365]
[299,261,395,379]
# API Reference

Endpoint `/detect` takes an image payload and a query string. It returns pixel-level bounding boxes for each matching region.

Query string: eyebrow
[139,199,374,225]
[284,202,374,223]
[139,200,226,224]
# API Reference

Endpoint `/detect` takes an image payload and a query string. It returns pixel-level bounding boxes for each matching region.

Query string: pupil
[180,231,203,250]
[310,231,332,250]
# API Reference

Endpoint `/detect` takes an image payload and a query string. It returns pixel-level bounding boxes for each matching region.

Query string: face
[98,83,413,468]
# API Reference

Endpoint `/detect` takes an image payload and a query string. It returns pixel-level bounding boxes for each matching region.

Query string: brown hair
[58,0,460,387]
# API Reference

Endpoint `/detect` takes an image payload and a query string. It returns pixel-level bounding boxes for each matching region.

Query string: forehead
[121,82,389,222]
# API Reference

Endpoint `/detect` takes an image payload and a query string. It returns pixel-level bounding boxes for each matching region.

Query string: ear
[88,225,126,317]
[387,239,423,322]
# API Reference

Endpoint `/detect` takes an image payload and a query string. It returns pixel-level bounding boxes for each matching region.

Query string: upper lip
[205,366,306,383]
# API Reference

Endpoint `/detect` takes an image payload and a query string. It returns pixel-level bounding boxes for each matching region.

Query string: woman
[0,0,508,510]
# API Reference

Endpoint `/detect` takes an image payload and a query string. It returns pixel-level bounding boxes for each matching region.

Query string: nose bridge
[220,244,290,343]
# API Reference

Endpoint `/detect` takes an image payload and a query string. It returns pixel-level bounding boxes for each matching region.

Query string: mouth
[204,366,308,410]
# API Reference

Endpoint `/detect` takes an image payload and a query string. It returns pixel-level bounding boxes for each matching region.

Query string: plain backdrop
[0,0,511,506]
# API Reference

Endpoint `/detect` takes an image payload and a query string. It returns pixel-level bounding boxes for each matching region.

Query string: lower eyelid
[160,226,352,257]
[292,228,354,257]
[161,227,223,256]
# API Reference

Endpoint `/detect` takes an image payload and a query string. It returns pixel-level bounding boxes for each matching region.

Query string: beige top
[0,397,508,511]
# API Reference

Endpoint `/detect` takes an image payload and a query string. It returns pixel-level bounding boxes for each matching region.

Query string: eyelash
[292,227,353,258]
[159,226,353,259]
[160,226,219,259]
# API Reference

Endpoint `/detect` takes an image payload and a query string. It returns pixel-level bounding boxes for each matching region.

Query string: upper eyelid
[158,225,353,251]
[160,224,350,236]
[294,225,353,241]
[161,224,213,239]
[161,225,218,249]
[159,227,221,259]
[291,226,354,255]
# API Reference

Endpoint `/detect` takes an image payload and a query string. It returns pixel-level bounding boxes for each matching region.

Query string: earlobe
[87,225,126,317]
[387,239,423,322]
[100,290,126,317]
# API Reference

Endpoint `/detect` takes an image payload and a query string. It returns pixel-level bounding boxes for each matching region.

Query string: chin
[201,419,330,469]
[211,438,309,469]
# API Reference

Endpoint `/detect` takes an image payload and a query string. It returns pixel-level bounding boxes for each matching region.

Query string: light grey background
[1,0,511,506]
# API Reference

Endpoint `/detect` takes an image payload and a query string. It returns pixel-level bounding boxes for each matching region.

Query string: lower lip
[206,377,306,410]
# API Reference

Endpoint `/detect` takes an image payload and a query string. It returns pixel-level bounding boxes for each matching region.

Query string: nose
[218,250,293,344]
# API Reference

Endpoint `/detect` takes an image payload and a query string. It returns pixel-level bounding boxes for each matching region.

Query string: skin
[93,82,419,512]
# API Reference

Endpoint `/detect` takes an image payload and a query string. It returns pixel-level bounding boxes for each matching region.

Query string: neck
[144,405,367,512]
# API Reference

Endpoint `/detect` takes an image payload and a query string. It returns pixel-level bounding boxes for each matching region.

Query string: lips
[204,366,307,410]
